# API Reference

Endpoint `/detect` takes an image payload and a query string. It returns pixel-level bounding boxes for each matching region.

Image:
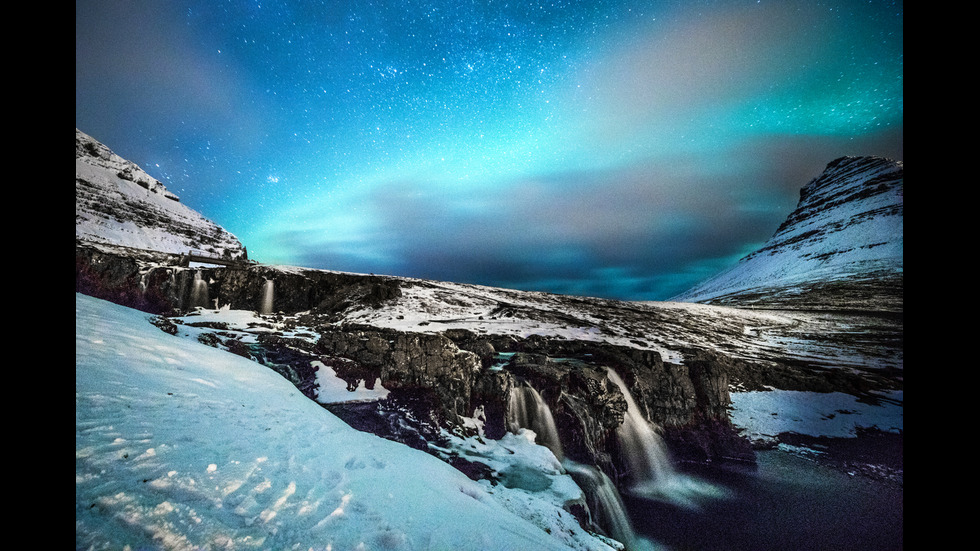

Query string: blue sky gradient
[76,0,903,300]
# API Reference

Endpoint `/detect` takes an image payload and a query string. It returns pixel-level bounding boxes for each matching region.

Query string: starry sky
[76,0,903,301]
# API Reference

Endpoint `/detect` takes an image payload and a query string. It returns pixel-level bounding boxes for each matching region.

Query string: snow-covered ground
[333,275,902,372]
[76,293,621,551]
[155,284,904,450]
[729,388,903,444]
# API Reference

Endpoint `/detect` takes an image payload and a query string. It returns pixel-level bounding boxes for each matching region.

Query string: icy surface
[730,389,903,444]
[76,293,617,551]
[332,275,901,372]
[314,359,392,404]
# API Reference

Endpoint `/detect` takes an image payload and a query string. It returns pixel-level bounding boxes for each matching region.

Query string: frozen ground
[729,388,903,444]
[76,284,903,549]
[163,282,904,454]
[335,275,903,373]
[76,293,620,551]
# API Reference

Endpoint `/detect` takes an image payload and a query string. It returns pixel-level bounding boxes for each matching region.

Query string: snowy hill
[76,292,618,551]
[75,129,246,260]
[673,156,903,311]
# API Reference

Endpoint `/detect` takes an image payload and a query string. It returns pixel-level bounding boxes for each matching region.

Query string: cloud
[316,155,794,299]
[76,0,266,151]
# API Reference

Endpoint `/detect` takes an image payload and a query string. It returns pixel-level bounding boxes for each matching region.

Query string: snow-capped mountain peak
[673,155,903,311]
[75,128,245,259]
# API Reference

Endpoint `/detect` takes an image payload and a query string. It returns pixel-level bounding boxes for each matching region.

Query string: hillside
[75,128,246,261]
[673,156,903,312]
[76,292,617,551]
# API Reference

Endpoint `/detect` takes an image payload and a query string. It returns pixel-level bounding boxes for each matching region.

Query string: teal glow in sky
[76,0,903,300]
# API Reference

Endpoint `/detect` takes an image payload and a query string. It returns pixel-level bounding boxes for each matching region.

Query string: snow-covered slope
[76,292,618,551]
[674,156,903,311]
[327,274,902,372]
[75,129,245,259]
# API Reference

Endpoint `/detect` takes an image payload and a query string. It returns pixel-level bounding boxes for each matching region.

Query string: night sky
[76,0,903,301]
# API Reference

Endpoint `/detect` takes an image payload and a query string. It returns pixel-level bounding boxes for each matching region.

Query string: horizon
[76,0,903,301]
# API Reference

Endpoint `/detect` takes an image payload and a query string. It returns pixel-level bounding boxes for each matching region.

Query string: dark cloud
[339,155,803,299]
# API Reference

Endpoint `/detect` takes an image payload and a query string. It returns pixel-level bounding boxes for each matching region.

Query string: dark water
[624,450,903,551]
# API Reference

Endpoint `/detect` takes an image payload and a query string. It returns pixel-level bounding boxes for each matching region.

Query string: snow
[76,293,618,551]
[335,274,898,373]
[338,277,688,362]
[314,359,392,404]
[729,388,903,444]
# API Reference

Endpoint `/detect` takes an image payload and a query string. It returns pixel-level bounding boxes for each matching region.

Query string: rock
[470,369,517,440]
[76,129,244,259]
[315,326,482,422]
[75,243,405,317]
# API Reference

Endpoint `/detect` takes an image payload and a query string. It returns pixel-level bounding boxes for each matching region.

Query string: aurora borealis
[76,0,903,300]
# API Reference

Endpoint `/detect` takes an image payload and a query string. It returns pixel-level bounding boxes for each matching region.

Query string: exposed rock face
[315,326,481,421]
[486,339,754,474]
[675,155,903,312]
[177,263,404,316]
[75,242,403,316]
[76,244,186,314]
[314,323,753,484]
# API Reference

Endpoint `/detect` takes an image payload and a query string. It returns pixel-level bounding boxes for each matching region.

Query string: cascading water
[189,271,210,309]
[606,368,675,491]
[563,459,640,549]
[260,279,274,315]
[507,382,646,549]
[607,368,728,509]
[507,383,564,461]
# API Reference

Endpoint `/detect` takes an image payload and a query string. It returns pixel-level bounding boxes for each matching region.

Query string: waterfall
[607,368,728,509]
[506,381,657,550]
[606,368,675,492]
[563,459,639,550]
[507,383,564,461]
[260,279,274,314]
[189,271,210,309]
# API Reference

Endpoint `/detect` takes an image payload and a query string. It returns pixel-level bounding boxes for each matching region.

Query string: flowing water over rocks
[259,279,274,314]
[607,369,730,512]
[508,384,565,461]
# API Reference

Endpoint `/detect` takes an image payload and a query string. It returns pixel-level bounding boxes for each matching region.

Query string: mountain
[673,156,903,312]
[75,128,246,261]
